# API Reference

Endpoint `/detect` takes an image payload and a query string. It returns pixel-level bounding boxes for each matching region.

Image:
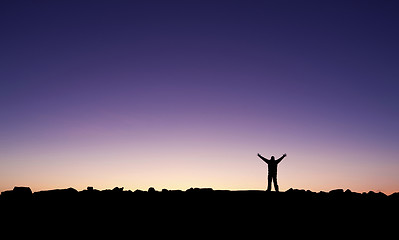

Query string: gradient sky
[1,1,399,194]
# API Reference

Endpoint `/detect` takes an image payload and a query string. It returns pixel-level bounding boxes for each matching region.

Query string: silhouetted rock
[389,192,399,200]
[186,187,214,193]
[112,187,124,192]
[286,188,295,193]
[0,185,396,238]
[285,188,314,199]
[1,185,398,210]
[0,186,32,201]
[366,191,386,200]
[33,187,78,201]
[329,189,344,195]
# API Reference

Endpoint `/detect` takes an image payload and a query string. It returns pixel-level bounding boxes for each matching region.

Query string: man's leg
[267,175,272,191]
[273,175,279,192]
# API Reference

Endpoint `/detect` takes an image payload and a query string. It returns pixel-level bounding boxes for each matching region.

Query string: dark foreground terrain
[2,186,398,236]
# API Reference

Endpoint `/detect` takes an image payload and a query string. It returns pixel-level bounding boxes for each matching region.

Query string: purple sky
[1,1,399,193]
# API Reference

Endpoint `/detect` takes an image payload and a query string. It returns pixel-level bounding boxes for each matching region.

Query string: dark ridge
[1,186,398,237]
[1,186,398,202]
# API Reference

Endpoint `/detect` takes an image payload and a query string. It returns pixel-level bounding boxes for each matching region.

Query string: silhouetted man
[257,153,287,192]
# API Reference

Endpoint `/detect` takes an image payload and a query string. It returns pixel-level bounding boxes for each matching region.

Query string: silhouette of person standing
[257,153,287,192]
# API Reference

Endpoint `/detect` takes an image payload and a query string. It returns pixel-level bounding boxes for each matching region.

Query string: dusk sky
[1,1,398,194]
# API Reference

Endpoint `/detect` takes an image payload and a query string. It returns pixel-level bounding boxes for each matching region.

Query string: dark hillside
[1,186,397,236]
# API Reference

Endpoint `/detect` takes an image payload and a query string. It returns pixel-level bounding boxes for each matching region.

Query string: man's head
[270,156,275,160]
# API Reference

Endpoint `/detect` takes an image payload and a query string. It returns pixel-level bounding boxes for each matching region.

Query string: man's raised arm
[257,153,269,163]
[276,153,287,163]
